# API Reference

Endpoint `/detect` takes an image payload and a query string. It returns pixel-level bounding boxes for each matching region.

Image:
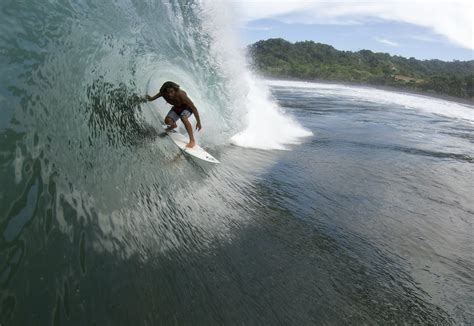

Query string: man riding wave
[145,81,201,148]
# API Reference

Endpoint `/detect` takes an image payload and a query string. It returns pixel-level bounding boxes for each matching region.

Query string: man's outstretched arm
[145,91,161,102]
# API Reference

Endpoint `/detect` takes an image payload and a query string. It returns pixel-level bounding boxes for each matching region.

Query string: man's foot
[165,125,176,132]
[186,139,196,148]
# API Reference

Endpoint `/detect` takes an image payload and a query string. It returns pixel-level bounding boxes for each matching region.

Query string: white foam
[230,74,313,150]
[266,79,474,123]
[198,1,313,150]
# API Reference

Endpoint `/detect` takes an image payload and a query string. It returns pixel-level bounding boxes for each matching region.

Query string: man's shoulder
[177,90,189,101]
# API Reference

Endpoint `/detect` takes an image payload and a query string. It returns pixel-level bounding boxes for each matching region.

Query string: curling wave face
[0,0,309,323]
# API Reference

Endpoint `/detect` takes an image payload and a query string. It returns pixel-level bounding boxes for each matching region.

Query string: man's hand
[196,122,202,131]
[145,93,161,102]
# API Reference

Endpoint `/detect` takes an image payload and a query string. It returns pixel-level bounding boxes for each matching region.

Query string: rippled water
[266,80,474,324]
[1,0,473,324]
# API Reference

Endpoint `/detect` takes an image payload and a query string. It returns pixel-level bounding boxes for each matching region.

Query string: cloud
[232,0,474,49]
[407,34,442,43]
[375,37,399,47]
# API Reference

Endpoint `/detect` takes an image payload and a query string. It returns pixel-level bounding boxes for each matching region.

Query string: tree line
[248,38,474,100]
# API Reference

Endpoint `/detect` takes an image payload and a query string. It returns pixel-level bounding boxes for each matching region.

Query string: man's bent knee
[165,117,174,125]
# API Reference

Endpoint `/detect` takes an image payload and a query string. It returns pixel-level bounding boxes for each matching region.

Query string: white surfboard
[163,126,220,164]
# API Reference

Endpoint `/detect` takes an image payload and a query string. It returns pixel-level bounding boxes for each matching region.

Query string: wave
[0,0,310,273]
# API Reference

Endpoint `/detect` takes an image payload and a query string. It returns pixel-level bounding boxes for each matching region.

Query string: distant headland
[248,38,474,101]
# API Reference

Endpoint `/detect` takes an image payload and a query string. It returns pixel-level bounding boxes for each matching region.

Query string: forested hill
[248,38,474,100]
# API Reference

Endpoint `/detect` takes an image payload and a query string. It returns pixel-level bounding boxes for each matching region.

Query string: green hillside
[248,38,474,100]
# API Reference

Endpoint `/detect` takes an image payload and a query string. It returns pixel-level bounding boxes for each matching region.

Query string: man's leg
[164,116,177,131]
[181,116,195,148]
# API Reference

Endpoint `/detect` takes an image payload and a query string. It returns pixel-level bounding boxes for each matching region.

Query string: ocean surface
[1,0,473,325]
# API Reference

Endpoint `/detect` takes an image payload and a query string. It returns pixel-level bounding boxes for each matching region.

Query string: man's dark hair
[160,81,180,94]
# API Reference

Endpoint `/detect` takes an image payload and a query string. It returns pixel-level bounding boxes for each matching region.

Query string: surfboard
[163,126,220,164]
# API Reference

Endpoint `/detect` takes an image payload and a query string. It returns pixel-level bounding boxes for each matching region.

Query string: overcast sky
[232,0,473,61]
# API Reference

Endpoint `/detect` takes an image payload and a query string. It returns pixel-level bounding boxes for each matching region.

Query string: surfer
[145,81,202,148]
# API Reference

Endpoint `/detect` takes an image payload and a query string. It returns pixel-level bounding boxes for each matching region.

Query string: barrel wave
[0,0,308,323]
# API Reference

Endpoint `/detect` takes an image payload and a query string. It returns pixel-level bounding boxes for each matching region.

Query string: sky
[232,0,474,61]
